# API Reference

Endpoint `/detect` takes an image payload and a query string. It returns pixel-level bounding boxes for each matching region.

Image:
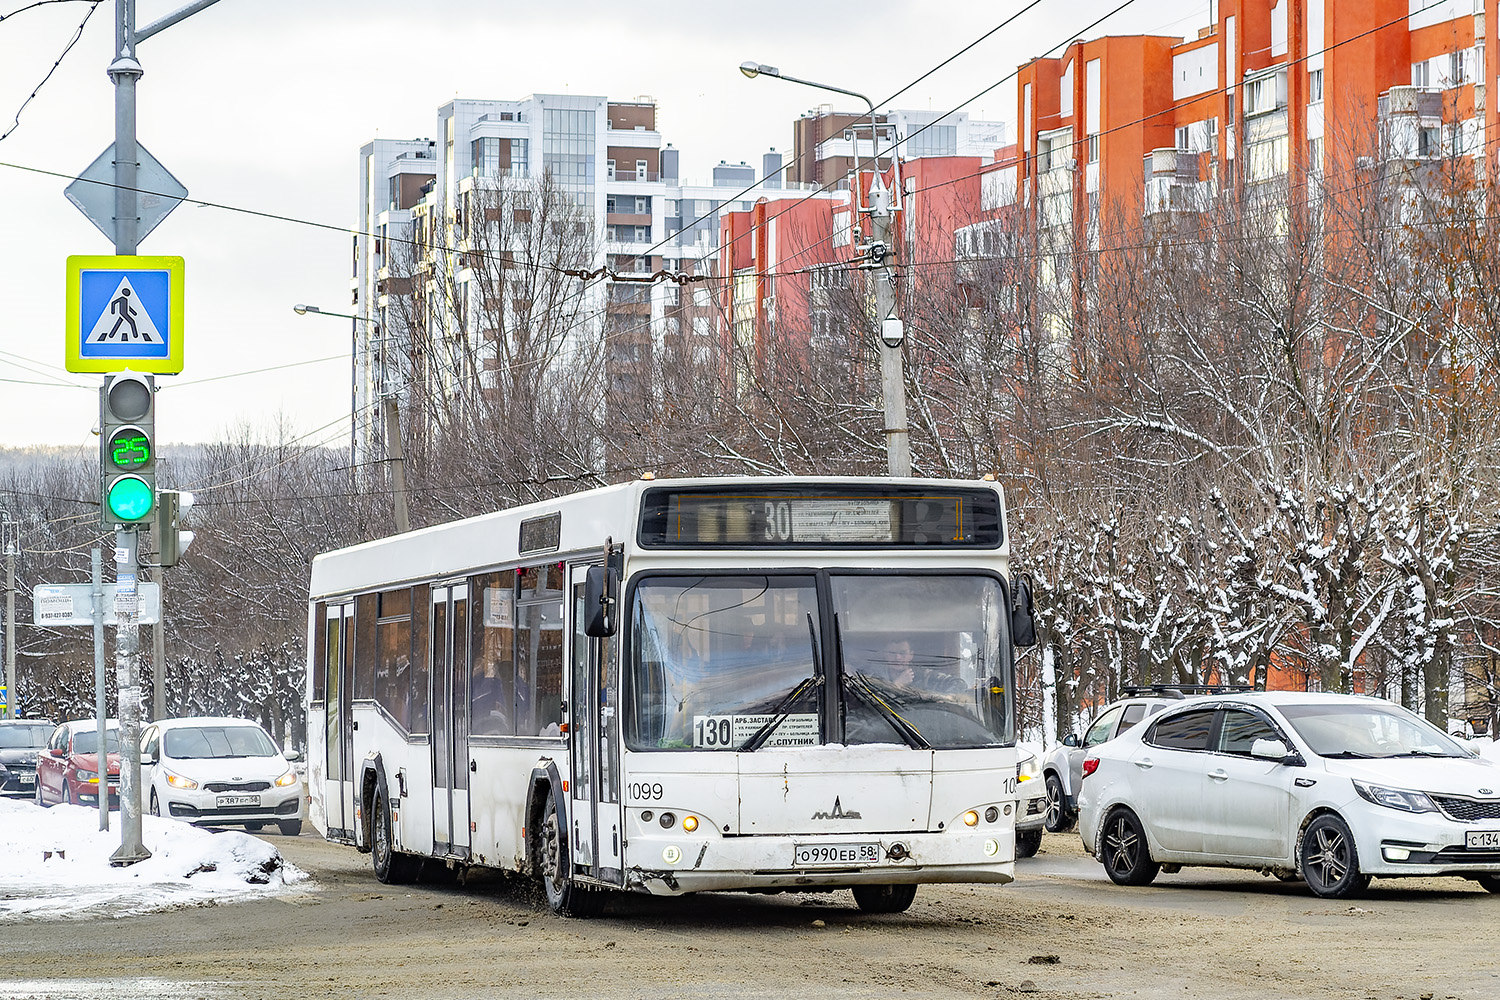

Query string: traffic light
[100,372,156,527]
[154,490,195,568]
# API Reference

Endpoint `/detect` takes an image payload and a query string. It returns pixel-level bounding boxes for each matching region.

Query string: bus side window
[354,593,378,701]
[470,571,516,736]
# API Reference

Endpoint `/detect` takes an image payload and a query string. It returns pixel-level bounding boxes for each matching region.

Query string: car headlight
[74,769,97,782]
[274,769,298,788]
[1352,780,1436,814]
[166,770,199,790]
[1016,755,1040,781]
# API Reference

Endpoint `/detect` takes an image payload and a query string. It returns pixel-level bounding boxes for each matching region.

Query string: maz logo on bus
[628,782,665,801]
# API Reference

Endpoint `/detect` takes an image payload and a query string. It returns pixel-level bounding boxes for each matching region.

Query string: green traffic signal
[106,475,154,522]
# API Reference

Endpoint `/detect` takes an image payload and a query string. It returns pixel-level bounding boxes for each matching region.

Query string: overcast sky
[0,0,1206,459]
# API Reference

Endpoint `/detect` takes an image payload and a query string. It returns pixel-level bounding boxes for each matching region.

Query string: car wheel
[1475,875,1500,894]
[1299,813,1370,899]
[278,820,303,837]
[1016,827,1043,859]
[852,883,918,913]
[371,788,420,885]
[1100,808,1159,886]
[243,823,266,832]
[534,796,605,917]
[62,781,73,806]
[149,790,160,817]
[35,777,47,808]
[1044,772,1075,833]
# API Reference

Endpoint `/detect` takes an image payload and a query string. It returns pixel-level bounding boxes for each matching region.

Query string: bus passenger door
[325,602,355,840]
[570,566,622,885]
[430,584,473,858]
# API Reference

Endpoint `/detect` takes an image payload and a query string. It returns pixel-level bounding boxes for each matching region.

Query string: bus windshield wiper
[843,671,932,750]
[740,674,822,752]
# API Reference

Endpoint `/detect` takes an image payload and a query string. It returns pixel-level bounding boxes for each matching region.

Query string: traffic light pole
[110,529,148,864]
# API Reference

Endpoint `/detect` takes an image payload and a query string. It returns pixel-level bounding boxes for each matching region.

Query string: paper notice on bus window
[693,713,819,749]
[484,587,513,628]
[789,500,894,543]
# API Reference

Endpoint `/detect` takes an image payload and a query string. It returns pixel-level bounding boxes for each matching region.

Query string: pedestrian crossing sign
[65,255,185,374]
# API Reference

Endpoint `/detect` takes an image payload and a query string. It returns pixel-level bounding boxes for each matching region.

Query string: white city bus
[305,476,1035,915]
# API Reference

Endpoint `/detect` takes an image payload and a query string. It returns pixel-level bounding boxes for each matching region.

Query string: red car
[35,719,122,809]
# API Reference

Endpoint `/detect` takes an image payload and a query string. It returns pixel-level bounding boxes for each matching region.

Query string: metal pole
[740,64,910,475]
[151,574,166,720]
[92,548,108,833]
[110,529,148,862]
[382,395,412,533]
[4,517,16,721]
[109,0,148,863]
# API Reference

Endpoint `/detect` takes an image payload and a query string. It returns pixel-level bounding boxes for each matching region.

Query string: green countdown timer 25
[108,428,151,470]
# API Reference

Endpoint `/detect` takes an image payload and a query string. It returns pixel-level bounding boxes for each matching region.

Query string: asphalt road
[3,827,1498,1000]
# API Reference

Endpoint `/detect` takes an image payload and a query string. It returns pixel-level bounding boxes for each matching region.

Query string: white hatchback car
[141,717,304,836]
[1078,692,1500,898]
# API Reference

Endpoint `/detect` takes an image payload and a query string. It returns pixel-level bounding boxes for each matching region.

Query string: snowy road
[4,816,1499,999]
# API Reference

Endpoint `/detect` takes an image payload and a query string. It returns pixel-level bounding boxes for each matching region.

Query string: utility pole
[738,62,910,475]
[103,0,224,868]
[92,549,108,833]
[3,514,16,720]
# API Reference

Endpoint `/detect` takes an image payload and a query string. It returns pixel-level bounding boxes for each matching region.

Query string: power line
[0,0,100,143]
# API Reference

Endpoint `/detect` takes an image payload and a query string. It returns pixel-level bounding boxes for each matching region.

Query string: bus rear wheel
[371,788,420,885]
[851,883,917,914]
[536,798,605,918]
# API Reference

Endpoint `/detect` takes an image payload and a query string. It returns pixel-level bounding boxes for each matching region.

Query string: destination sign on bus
[639,485,1002,548]
[693,713,819,749]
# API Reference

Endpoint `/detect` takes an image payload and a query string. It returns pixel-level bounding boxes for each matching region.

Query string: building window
[636,159,649,181]
[635,196,649,214]
[607,158,616,179]
[1412,61,1431,89]
[1087,134,1100,163]
[1308,136,1324,171]
[1175,126,1191,151]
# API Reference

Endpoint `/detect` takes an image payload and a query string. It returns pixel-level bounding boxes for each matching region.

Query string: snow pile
[0,800,311,921]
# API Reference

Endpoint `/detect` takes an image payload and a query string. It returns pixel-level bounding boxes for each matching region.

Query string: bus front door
[430,584,472,858]
[570,567,622,885]
[325,602,355,840]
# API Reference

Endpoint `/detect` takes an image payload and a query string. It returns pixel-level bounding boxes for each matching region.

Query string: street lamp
[740,60,910,476]
[293,304,410,532]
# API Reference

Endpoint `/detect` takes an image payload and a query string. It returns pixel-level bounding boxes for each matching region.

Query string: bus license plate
[793,843,879,867]
[1466,830,1500,850]
[217,794,260,808]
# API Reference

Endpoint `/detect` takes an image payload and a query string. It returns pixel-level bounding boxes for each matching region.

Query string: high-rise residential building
[786,107,1007,189]
[354,93,801,456]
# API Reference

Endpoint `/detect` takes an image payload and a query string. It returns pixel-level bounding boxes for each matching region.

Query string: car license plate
[18,774,34,786]
[792,843,880,867]
[1466,830,1500,850]
[217,794,260,808]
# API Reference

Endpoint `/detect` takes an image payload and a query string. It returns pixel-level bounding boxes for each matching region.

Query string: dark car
[0,719,55,798]
[35,719,122,809]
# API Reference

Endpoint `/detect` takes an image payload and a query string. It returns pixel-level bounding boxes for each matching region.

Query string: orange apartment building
[721,2,1493,394]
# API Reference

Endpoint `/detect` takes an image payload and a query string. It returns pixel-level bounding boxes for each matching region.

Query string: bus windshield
[625,573,1013,751]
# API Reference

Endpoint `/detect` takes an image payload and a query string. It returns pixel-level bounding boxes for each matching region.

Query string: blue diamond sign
[65,255,184,374]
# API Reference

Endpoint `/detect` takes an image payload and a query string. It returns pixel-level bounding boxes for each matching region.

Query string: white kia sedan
[141,717,304,836]
[1078,692,1500,898]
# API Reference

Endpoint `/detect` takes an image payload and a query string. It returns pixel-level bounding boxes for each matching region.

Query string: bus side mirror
[584,564,618,638]
[1011,574,1038,648]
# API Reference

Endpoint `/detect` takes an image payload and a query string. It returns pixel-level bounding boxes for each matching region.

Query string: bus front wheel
[851,883,917,914]
[371,787,420,884]
[536,797,605,918]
